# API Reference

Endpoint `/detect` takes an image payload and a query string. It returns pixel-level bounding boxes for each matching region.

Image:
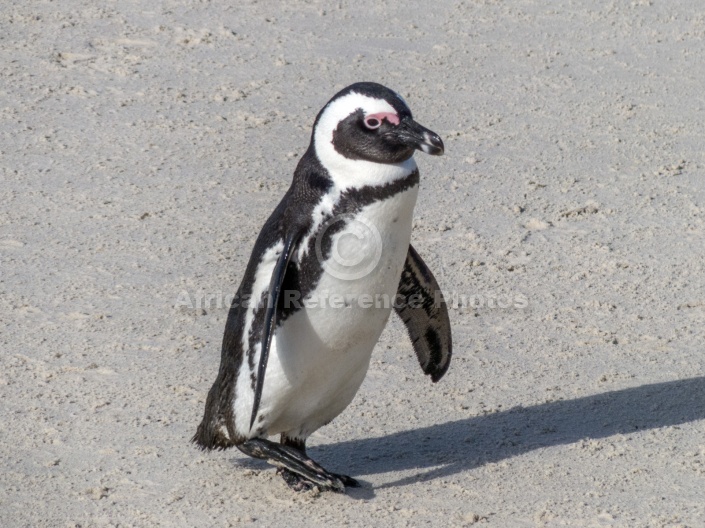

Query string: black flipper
[395,244,452,382]
[249,232,302,431]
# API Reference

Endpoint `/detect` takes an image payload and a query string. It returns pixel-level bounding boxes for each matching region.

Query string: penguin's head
[312,82,444,171]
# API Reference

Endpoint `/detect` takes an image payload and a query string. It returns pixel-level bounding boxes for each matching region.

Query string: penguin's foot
[276,468,360,492]
[276,468,318,492]
[330,472,361,488]
[237,438,354,493]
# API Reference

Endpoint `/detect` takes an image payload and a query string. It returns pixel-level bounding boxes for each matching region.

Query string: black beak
[393,117,445,156]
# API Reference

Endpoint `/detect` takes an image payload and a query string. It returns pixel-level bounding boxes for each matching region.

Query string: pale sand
[2,1,704,526]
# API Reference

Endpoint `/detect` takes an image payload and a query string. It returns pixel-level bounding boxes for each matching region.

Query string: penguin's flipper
[250,231,302,431]
[395,244,452,382]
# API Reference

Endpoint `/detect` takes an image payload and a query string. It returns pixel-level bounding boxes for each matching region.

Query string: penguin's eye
[363,117,381,130]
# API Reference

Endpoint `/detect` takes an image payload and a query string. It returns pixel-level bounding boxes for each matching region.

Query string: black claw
[332,473,361,488]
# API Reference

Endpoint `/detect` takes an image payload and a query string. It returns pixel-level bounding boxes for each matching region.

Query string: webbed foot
[237,438,347,492]
[277,468,317,492]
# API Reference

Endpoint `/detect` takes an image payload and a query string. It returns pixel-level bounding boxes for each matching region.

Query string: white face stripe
[313,91,416,191]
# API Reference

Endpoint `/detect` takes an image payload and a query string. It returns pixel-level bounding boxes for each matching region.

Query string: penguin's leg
[277,435,360,491]
[236,437,351,492]
[275,436,317,492]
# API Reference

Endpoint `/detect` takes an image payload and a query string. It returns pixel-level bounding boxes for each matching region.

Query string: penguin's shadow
[312,376,705,490]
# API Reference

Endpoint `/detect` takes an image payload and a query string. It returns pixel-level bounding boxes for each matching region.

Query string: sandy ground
[2,0,705,526]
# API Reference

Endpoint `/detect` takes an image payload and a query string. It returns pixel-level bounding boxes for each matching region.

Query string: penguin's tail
[191,380,241,450]
[191,420,236,451]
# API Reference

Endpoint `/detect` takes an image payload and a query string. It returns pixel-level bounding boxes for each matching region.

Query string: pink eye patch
[365,112,400,126]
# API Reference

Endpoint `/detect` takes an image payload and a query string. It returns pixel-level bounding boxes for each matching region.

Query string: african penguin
[193,82,452,492]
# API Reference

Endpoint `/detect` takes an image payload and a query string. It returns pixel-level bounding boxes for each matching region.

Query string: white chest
[256,185,419,437]
[306,184,419,345]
